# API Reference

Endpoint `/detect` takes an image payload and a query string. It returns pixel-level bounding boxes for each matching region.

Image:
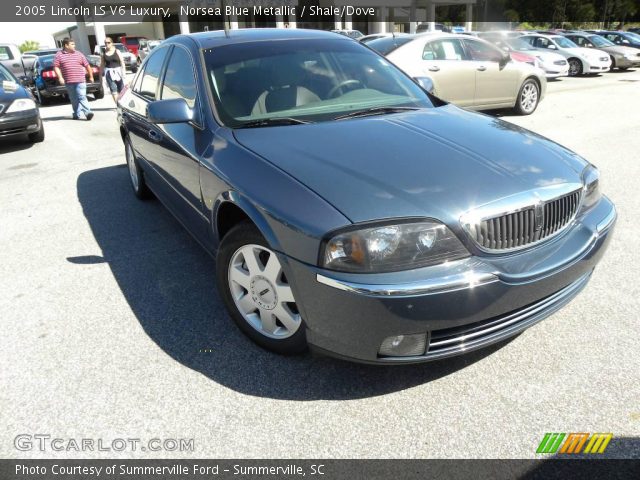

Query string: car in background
[384,33,546,114]
[0,63,44,143]
[0,44,25,78]
[628,27,640,34]
[520,33,611,76]
[359,32,409,44]
[330,29,364,40]
[564,32,640,70]
[21,48,60,70]
[137,39,162,63]
[366,35,416,55]
[27,54,103,105]
[118,36,147,58]
[95,43,138,73]
[596,31,640,49]
[416,23,450,33]
[482,34,569,78]
[117,29,615,363]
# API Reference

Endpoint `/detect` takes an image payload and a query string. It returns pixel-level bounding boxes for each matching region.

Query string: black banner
[1,459,640,480]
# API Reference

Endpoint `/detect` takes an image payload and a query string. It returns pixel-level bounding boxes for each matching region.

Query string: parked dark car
[117,29,616,364]
[28,54,103,105]
[595,31,640,49]
[0,63,44,143]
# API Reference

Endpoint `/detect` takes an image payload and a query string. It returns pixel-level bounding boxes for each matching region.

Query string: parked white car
[519,34,611,76]
[381,33,546,115]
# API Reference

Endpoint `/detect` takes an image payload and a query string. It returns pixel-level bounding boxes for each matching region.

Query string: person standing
[101,37,126,104]
[53,37,94,121]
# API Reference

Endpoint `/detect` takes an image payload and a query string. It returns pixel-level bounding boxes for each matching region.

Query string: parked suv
[0,44,25,77]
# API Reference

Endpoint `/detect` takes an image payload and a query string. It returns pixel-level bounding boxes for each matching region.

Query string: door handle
[148,129,162,142]
[477,66,487,71]
[428,66,440,72]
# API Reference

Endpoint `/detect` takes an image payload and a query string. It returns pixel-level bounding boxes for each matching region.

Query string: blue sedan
[117,29,615,364]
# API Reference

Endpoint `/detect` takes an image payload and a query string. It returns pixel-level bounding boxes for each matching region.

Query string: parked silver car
[564,32,640,70]
[520,34,611,76]
[382,33,546,115]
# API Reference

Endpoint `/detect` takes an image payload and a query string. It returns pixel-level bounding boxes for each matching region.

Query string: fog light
[379,333,427,357]
[27,124,38,130]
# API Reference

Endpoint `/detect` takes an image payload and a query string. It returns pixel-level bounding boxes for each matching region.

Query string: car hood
[233,106,588,225]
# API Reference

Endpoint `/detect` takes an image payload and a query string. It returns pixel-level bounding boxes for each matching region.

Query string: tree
[19,41,39,53]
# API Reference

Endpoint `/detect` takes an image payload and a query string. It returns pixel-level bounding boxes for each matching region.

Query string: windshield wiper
[238,117,311,128]
[333,106,421,121]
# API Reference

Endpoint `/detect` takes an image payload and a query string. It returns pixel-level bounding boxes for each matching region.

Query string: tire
[568,58,583,76]
[216,221,308,355]
[513,78,540,116]
[131,65,138,74]
[28,126,45,143]
[35,89,48,105]
[124,137,152,199]
[94,87,104,100]
[610,56,616,70]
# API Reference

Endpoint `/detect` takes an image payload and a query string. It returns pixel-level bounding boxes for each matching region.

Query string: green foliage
[19,41,39,53]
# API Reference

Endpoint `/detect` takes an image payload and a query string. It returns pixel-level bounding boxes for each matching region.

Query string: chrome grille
[466,189,581,252]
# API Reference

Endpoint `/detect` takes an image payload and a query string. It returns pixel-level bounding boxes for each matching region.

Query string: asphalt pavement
[1,70,639,459]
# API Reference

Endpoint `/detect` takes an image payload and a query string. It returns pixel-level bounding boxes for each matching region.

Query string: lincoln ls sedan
[117,29,616,364]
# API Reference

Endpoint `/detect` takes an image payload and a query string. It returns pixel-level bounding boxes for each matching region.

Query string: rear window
[367,36,414,55]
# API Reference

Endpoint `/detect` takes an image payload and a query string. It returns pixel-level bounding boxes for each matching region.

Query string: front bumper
[540,64,569,78]
[585,59,611,72]
[286,197,616,364]
[615,56,640,68]
[0,109,41,138]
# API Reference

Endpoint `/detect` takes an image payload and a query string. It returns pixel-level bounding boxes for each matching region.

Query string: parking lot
[1,69,639,459]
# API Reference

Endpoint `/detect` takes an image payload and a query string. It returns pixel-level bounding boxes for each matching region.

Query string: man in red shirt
[53,38,94,120]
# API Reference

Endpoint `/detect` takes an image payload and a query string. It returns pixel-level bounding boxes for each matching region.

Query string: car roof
[175,28,349,50]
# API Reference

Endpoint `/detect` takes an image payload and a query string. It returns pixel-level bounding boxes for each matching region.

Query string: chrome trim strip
[316,270,499,297]
[376,272,592,363]
[596,204,617,233]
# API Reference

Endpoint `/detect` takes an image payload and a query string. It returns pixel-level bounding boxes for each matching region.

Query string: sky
[0,22,74,47]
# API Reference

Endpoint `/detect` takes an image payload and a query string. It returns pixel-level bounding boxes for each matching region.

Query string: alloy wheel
[568,58,581,76]
[228,244,301,339]
[125,141,139,191]
[519,81,538,114]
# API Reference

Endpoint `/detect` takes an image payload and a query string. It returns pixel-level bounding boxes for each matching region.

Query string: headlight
[624,53,633,59]
[6,98,36,113]
[321,220,469,273]
[581,165,601,212]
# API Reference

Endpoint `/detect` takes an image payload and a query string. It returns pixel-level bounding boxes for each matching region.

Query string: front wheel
[568,58,583,76]
[216,221,307,355]
[94,87,104,100]
[124,138,151,199]
[513,78,540,115]
[28,126,45,143]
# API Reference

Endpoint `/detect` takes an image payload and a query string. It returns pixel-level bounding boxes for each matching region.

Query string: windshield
[205,38,433,127]
[115,44,128,53]
[505,38,536,51]
[588,35,614,47]
[625,32,640,42]
[553,36,578,48]
[125,38,141,46]
[40,55,55,69]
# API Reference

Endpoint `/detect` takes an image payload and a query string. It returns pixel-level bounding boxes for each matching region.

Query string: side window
[570,36,583,46]
[431,39,466,61]
[422,43,436,60]
[0,46,13,61]
[465,40,503,62]
[131,65,145,92]
[161,47,197,108]
[138,47,169,100]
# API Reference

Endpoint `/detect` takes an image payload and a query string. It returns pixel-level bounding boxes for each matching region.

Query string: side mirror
[414,76,434,94]
[499,52,510,68]
[147,98,194,124]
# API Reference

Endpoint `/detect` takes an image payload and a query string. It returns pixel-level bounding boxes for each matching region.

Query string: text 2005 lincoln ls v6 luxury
[117,29,616,364]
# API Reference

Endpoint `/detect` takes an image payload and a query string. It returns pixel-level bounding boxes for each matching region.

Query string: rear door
[463,38,521,107]
[421,38,475,107]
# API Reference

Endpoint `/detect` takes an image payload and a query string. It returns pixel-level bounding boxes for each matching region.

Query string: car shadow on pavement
[77,166,515,401]
[0,136,34,154]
